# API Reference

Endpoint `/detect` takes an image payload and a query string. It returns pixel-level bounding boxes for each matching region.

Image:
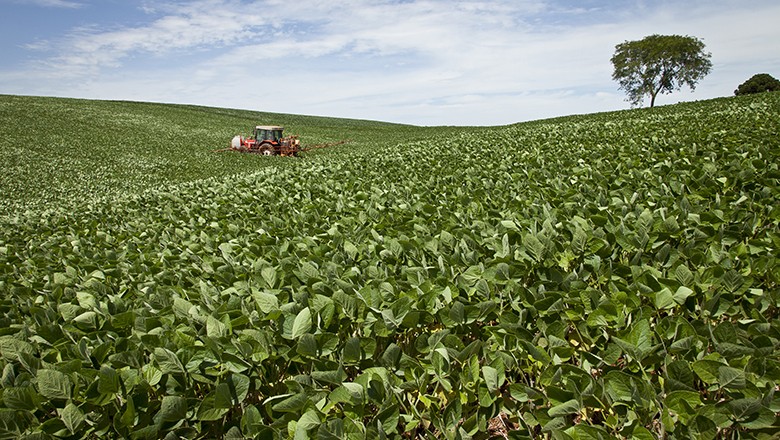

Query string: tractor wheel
[258,144,274,156]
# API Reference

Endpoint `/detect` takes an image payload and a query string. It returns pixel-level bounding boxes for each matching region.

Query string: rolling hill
[0,93,778,439]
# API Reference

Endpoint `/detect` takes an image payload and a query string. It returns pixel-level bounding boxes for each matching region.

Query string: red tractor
[230,125,300,156]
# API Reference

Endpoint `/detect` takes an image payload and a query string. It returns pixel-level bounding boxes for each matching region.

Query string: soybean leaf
[718,366,746,390]
[157,396,187,423]
[261,267,278,289]
[548,399,580,417]
[154,348,185,375]
[291,308,312,339]
[59,403,85,434]
[37,369,72,400]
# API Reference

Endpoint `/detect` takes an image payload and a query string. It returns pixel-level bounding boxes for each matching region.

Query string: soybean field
[0,93,778,439]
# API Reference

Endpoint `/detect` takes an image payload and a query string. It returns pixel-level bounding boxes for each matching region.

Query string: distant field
[0,93,778,439]
[0,95,458,216]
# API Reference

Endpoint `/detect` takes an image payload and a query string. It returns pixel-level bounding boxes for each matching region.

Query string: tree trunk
[650,79,666,108]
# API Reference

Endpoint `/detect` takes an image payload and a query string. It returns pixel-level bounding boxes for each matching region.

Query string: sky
[1,0,779,126]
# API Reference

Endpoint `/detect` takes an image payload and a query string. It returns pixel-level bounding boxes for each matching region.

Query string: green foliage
[1,93,780,439]
[0,95,447,216]
[611,34,713,107]
[735,73,780,96]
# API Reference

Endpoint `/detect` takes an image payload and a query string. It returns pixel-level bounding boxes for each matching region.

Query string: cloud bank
[3,0,780,125]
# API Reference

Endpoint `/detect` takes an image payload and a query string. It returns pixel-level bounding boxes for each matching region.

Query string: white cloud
[36,4,268,74]
[11,0,83,7]
[4,0,780,125]
[28,0,553,77]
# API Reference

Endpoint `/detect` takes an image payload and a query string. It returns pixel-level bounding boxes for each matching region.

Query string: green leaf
[228,374,250,404]
[342,337,362,364]
[3,386,38,411]
[604,370,634,403]
[130,425,159,440]
[442,396,462,431]
[718,366,746,390]
[59,403,85,434]
[628,426,656,440]
[291,308,312,339]
[548,399,580,417]
[482,366,499,393]
[665,390,701,414]
[37,369,72,400]
[311,368,346,385]
[478,383,496,407]
[613,319,654,360]
[271,392,310,413]
[98,365,121,394]
[154,347,185,374]
[381,343,401,368]
[197,393,229,421]
[172,297,194,320]
[654,287,675,309]
[713,322,737,343]
[689,415,718,439]
[341,382,364,402]
[722,270,743,293]
[565,424,610,439]
[52,271,71,286]
[0,336,34,361]
[157,396,187,423]
[225,426,243,440]
[207,315,229,338]
[73,311,98,329]
[297,409,321,431]
[739,407,777,429]
[729,398,762,420]
[432,347,450,375]
[261,266,278,288]
[500,220,518,230]
[665,360,695,391]
[297,333,318,358]
[328,386,352,404]
[299,261,319,281]
[449,301,465,325]
[673,286,694,304]
[674,265,694,286]
[143,364,163,386]
[218,242,234,261]
[692,360,722,384]
[376,403,400,434]
[120,397,136,428]
[343,241,359,260]
[241,405,264,437]
[215,383,233,409]
[252,290,279,314]
[524,233,546,262]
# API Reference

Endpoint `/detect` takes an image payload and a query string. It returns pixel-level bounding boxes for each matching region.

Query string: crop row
[0,94,779,438]
[0,95,443,217]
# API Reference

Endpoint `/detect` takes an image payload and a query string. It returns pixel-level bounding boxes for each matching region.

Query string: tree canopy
[611,34,712,108]
[735,73,780,96]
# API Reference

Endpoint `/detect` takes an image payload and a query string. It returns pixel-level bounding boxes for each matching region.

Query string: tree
[611,34,712,108]
[734,73,780,96]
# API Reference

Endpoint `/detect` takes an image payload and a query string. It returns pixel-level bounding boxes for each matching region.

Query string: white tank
[231,135,243,150]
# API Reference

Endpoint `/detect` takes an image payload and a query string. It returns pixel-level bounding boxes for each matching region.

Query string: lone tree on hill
[735,73,780,96]
[611,34,712,108]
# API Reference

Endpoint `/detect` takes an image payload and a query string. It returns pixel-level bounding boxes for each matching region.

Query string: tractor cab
[229,124,300,156]
[254,126,284,143]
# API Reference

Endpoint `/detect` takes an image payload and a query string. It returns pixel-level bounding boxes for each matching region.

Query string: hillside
[0,93,778,439]
[0,95,462,216]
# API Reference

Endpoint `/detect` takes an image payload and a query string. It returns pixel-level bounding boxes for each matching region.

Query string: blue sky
[2,0,779,125]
